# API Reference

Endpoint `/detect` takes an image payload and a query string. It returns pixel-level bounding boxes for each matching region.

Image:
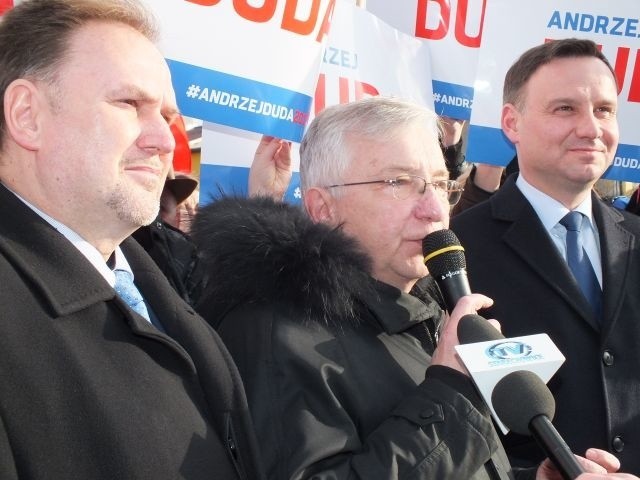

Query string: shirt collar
[8,189,131,288]
[516,174,594,232]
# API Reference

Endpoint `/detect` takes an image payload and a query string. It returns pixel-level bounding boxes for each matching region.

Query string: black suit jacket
[0,184,263,479]
[451,175,640,474]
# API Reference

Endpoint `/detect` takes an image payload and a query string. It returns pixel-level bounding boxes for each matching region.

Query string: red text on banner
[415,0,486,48]
[185,0,335,42]
[314,74,379,115]
[545,38,640,103]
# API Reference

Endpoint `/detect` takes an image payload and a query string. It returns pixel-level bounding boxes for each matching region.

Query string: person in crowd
[440,115,471,180]
[160,169,199,231]
[0,0,262,478]
[132,169,204,305]
[625,186,640,215]
[192,96,629,480]
[451,38,640,474]
[451,160,514,215]
[132,135,289,307]
[248,134,293,200]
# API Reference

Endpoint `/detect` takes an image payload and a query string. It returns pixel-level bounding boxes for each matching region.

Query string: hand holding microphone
[423,229,585,480]
[422,229,492,373]
[458,314,585,480]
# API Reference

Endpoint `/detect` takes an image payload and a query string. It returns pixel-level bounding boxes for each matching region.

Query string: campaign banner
[365,0,486,120]
[199,0,435,203]
[467,0,640,182]
[144,0,335,144]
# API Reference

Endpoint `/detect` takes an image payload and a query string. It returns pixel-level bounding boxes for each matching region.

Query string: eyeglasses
[326,174,464,205]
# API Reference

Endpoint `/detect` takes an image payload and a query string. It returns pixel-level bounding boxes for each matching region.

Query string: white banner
[144,0,334,143]
[366,0,486,120]
[199,0,435,203]
[467,0,640,182]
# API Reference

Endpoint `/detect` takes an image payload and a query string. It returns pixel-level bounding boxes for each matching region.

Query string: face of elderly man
[322,123,451,293]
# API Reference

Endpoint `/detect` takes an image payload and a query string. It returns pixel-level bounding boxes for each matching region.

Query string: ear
[501,103,520,145]
[304,187,338,225]
[3,79,45,151]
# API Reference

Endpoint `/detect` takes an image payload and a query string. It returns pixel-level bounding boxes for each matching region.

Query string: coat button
[602,350,614,366]
[612,436,624,452]
[420,409,435,419]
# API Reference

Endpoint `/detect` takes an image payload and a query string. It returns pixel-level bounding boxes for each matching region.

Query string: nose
[414,187,448,222]
[138,112,176,156]
[575,110,603,139]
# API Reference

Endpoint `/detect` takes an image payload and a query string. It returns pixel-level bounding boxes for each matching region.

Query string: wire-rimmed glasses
[326,174,464,205]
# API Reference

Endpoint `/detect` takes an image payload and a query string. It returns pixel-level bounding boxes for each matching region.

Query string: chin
[410,262,429,279]
[110,197,159,228]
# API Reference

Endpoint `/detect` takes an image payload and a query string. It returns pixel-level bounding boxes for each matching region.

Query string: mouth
[124,164,164,186]
[568,144,605,154]
[417,228,446,241]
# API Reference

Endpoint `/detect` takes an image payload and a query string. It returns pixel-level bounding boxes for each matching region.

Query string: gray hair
[300,96,441,194]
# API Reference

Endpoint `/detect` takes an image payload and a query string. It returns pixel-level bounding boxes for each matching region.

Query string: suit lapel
[0,184,115,314]
[592,197,635,335]
[491,178,600,331]
[121,238,201,366]
[0,183,200,366]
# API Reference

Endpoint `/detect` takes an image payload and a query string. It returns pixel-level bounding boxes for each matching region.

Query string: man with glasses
[191,97,623,479]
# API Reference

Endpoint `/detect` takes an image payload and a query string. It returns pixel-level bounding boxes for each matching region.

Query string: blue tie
[559,212,602,318]
[114,269,151,323]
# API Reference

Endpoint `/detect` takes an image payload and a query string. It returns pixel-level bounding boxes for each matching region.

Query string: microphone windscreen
[422,229,466,277]
[491,371,556,435]
[458,314,505,344]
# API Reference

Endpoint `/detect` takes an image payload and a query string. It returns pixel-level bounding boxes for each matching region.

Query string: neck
[519,173,594,211]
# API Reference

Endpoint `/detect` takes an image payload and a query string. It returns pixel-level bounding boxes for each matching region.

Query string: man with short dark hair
[452,38,640,474]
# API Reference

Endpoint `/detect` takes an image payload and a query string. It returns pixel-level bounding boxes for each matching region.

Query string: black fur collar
[191,196,376,327]
[192,196,444,329]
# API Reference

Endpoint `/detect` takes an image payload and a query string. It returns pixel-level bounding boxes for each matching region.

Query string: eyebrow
[378,167,450,180]
[430,168,449,179]
[108,84,156,102]
[109,84,181,121]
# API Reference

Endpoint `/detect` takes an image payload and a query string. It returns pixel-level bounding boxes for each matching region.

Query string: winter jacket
[132,217,205,306]
[192,196,532,480]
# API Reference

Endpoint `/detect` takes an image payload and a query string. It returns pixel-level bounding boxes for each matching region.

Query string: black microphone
[492,371,585,480]
[423,229,471,312]
[458,313,504,344]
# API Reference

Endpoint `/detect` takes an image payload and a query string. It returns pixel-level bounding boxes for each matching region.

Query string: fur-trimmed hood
[191,196,377,327]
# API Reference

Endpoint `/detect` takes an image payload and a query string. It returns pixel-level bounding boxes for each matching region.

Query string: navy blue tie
[114,269,151,323]
[559,212,602,318]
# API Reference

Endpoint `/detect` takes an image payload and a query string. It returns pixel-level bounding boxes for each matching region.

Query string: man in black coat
[193,97,628,480]
[452,39,640,474]
[0,1,261,478]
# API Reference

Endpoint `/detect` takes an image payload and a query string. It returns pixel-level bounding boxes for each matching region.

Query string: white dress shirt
[9,189,134,286]
[516,175,602,287]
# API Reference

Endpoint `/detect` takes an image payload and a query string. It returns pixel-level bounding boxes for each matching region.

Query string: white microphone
[455,314,565,434]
